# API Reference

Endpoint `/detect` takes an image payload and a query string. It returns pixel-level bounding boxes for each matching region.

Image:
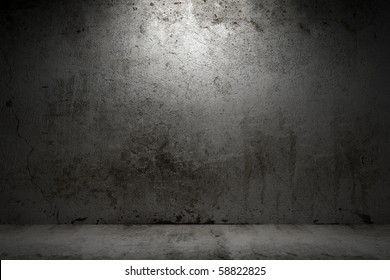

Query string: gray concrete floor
[0,225,389,260]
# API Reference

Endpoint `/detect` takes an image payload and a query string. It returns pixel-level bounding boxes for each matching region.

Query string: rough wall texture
[1,0,390,224]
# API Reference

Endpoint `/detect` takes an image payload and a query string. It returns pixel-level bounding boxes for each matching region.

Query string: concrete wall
[1,0,390,224]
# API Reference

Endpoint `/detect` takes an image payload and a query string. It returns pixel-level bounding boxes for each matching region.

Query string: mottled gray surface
[1,225,390,259]
[0,0,390,224]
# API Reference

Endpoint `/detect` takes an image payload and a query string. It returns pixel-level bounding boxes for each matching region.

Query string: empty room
[1,0,390,278]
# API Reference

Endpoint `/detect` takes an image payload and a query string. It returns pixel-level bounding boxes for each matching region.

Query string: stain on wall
[0,0,390,224]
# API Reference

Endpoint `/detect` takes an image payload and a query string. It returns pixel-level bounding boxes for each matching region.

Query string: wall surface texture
[1,0,390,224]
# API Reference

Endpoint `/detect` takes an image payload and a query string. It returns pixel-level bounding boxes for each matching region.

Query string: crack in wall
[1,48,58,223]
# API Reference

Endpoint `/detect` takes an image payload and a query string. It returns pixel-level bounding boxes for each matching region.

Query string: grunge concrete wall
[1,0,390,224]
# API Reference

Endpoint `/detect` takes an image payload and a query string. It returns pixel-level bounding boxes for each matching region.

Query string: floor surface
[0,225,389,259]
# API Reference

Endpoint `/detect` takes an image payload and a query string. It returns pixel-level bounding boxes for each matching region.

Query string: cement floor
[0,225,389,259]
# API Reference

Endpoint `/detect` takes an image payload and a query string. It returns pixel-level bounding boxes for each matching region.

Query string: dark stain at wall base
[354,212,373,224]
[203,219,215,224]
[153,219,174,224]
[313,220,340,225]
[71,217,88,224]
